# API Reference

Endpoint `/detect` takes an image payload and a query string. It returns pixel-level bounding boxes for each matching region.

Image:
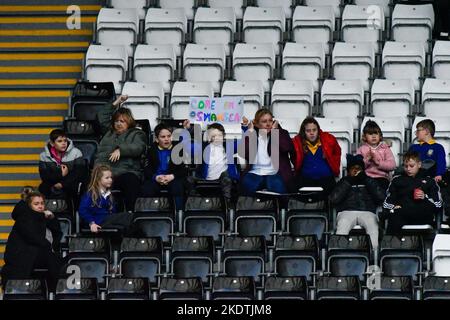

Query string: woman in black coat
[1,192,62,292]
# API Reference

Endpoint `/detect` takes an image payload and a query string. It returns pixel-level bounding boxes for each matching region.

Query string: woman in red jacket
[292,117,341,199]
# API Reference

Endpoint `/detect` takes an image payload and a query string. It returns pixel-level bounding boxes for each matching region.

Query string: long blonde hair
[87,164,113,210]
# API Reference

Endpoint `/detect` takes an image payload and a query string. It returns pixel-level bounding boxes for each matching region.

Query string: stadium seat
[421,78,450,118]
[118,237,163,287]
[314,276,362,300]
[85,45,128,94]
[3,279,47,300]
[133,197,176,245]
[282,42,325,92]
[193,7,236,56]
[431,234,450,277]
[341,5,385,53]
[133,44,176,93]
[255,0,294,19]
[379,235,424,284]
[170,236,215,287]
[183,197,226,246]
[422,276,450,300]
[63,119,100,141]
[360,117,405,166]
[316,117,354,170]
[70,81,115,122]
[212,276,255,300]
[121,81,164,131]
[292,6,335,55]
[235,196,278,245]
[353,0,391,17]
[368,276,414,300]
[222,235,267,287]
[54,278,99,300]
[170,81,213,119]
[271,80,314,121]
[96,8,139,56]
[106,278,151,300]
[332,42,375,91]
[45,198,73,246]
[158,277,204,300]
[320,80,364,130]
[382,41,426,91]
[264,276,309,300]
[110,0,148,20]
[232,43,276,92]
[221,80,265,119]
[273,235,319,285]
[72,139,99,169]
[158,0,196,20]
[370,79,415,128]
[412,116,450,167]
[276,118,302,138]
[432,41,450,79]
[391,4,434,52]
[183,44,226,93]
[304,0,342,19]
[243,7,285,55]
[326,235,371,282]
[144,8,187,57]
[208,0,246,20]
[64,237,111,290]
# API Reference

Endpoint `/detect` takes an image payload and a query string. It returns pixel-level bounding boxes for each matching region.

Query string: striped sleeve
[383,176,399,210]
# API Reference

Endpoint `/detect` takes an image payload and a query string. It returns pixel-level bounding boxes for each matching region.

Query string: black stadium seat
[3,279,47,300]
[70,81,115,121]
[54,278,99,300]
[106,278,151,300]
[212,276,255,300]
[315,276,362,300]
[369,276,414,300]
[264,276,309,300]
[158,278,204,300]
[422,276,450,300]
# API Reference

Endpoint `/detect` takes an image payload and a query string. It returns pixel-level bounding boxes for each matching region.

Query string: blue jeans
[239,173,287,196]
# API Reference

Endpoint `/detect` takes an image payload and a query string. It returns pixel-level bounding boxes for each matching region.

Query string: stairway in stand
[0,0,103,269]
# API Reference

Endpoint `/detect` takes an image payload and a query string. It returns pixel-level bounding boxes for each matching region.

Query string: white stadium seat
[221,80,265,120]
[422,79,450,118]
[282,42,325,92]
[391,4,434,53]
[354,0,391,17]
[110,0,148,20]
[361,116,404,167]
[96,8,139,56]
[432,234,450,277]
[243,6,285,55]
[341,5,385,53]
[193,7,236,56]
[321,79,364,129]
[133,44,176,93]
[122,81,164,130]
[276,118,302,138]
[208,0,246,20]
[332,42,375,91]
[85,44,128,94]
[170,81,214,120]
[292,6,335,55]
[158,0,195,20]
[432,41,450,80]
[382,41,425,90]
[371,79,415,129]
[232,43,275,92]
[304,0,342,19]
[183,44,226,93]
[145,8,187,56]
[271,80,314,122]
[255,0,294,19]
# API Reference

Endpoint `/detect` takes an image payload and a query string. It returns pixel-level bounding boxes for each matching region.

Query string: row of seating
[5,274,450,300]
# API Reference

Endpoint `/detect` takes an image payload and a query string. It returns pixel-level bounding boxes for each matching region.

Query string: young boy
[39,129,86,200]
[329,154,386,250]
[187,122,240,206]
[383,151,442,234]
[409,119,446,182]
[141,123,188,210]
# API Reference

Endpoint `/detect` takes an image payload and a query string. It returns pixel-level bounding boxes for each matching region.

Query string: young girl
[79,165,134,234]
[357,120,396,191]
[292,117,341,199]
[1,191,61,292]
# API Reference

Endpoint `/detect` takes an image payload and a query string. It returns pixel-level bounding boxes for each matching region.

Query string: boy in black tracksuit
[383,151,442,234]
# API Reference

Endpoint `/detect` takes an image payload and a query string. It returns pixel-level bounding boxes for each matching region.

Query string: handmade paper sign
[189,97,244,124]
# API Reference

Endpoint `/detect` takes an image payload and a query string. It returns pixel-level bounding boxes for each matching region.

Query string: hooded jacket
[357,142,397,179]
[39,138,85,194]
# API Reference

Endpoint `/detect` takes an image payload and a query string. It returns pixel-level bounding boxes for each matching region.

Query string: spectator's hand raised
[109,149,121,163]
[112,95,128,107]
[183,119,191,129]
[242,117,249,127]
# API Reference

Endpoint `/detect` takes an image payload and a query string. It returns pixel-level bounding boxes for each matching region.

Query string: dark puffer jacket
[329,172,386,213]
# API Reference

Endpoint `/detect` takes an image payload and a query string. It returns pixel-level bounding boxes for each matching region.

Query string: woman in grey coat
[95,95,147,211]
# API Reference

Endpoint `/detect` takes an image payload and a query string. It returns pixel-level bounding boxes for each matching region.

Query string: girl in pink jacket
[357,120,396,191]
